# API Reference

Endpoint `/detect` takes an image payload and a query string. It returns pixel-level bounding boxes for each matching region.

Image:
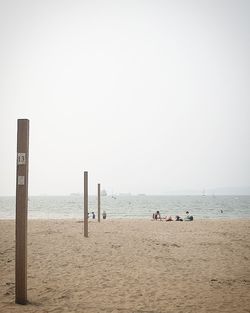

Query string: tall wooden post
[98,183,101,222]
[15,119,29,305]
[84,171,88,237]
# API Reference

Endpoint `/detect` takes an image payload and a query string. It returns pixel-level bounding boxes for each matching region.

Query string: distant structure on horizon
[70,193,82,196]
[118,193,132,196]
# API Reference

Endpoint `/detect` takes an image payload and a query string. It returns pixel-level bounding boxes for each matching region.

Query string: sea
[0,195,250,220]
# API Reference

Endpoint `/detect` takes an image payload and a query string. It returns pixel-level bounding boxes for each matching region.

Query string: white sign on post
[17,153,26,165]
[18,176,25,185]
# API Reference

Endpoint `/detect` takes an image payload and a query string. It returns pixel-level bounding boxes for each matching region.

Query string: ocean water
[0,195,250,220]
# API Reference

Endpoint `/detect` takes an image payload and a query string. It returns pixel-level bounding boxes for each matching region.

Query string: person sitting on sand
[184,211,193,221]
[153,210,162,220]
[175,215,183,221]
[165,216,173,221]
[102,210,107,219]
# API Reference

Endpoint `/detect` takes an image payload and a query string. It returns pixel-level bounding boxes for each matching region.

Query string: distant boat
[101,189,107,196]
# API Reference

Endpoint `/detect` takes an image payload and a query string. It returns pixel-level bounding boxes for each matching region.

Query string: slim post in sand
[98,183,101,222]
[15,119,29,305]
[84,171,88,237]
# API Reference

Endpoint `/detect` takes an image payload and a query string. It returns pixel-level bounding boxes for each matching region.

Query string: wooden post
[15,119,29,305]
[98,183,101,222]
[84,171,88,237]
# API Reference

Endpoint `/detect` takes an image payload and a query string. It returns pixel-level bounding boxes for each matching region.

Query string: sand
[0,219,250,313]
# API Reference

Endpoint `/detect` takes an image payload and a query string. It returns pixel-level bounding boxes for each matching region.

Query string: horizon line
[1,193,250,197]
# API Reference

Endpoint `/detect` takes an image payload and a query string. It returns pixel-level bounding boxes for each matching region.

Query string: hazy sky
[0,0,249,195]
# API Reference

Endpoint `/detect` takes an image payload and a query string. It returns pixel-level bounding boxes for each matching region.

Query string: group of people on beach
[152,210,193,222]
[88,211,107,219]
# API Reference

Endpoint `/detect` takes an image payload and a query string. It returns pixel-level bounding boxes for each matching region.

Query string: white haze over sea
[0,1,249,196]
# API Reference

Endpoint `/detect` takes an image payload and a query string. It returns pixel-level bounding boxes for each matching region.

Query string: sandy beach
[0,219,250,313]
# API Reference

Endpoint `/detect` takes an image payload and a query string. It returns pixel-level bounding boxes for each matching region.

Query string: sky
[0,0,249,196]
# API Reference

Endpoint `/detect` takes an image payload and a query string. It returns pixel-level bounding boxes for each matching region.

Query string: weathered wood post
[98,183,101,222]
[84,171,88,237]
[15,119,29,304]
